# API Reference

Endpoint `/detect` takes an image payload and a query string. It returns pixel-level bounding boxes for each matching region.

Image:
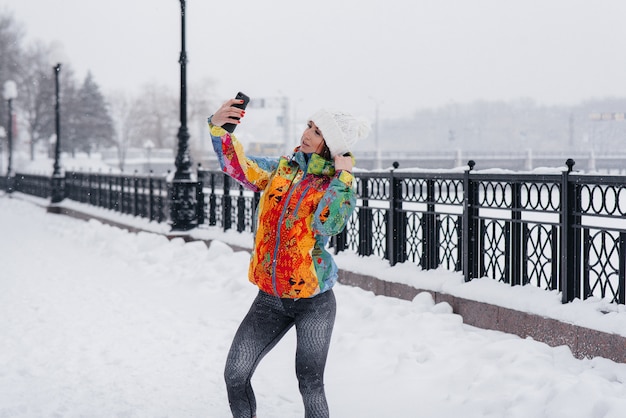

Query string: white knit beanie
[309,109,371,157]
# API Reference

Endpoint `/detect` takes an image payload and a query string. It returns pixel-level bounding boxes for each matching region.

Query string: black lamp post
[3,80,17,193]
[170,0,198,231]
[50,63,65,204]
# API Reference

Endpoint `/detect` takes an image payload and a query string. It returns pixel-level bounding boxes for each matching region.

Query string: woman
[209,98,370,418]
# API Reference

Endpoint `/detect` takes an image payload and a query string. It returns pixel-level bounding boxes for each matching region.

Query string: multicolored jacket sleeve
[312,170,356,236]
[208,118,279,193]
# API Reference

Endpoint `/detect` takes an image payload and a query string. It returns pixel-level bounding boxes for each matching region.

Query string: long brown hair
[319,142,332,161]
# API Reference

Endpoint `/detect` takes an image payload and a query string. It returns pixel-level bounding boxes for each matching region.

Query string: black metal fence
[63,171,172,223]
[4,159,625,305]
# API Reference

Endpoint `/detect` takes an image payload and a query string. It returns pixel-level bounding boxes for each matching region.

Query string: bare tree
[133,83,178,150]
[0,10,25,148]
[107,90,144,171]
[187,77,218,160]
[17,41,55,160]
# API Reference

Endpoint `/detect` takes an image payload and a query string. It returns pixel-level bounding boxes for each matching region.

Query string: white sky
[3,0,626,120]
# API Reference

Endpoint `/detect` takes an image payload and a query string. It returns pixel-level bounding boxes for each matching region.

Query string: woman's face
[299,121,326,154]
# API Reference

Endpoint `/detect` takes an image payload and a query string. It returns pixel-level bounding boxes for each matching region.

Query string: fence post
[196,180,205,226]
[133,171,139,216]
[333,228,348,254]
[618,232,626,305]
[463,160,478,281]
[237,184,246,232]
[105,173,110,208]
[223,174,232,231]
[511,181,522,286]
[97,172,104,208]
[422,178,437,269]
[386,171,395,264]
[157,174,167,223]
[148,172,155,221]
[387,164,406,265]
[209,173,217,226]
[89,172,95,206]
[560,159,579,303]
[119,174,125,213]
[100,172,106,208]
[195,165,205,226]
[358,176,373,256]
[252,191,260,234]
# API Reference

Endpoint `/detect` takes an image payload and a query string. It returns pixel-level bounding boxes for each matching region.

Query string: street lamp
[50,63,65,204]
[170,0,198,231]
[3,80,17,193]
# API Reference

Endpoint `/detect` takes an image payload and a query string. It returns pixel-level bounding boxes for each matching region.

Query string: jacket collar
[292,148,335,176]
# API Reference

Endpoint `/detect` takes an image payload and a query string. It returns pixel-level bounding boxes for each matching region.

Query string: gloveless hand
[334,154,353,173]
[211,98,246,127]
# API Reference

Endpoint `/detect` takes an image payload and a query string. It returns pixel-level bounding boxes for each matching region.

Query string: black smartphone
[223,92,251,133]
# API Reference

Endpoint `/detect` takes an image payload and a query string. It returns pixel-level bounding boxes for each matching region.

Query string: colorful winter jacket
[209,119,356,299]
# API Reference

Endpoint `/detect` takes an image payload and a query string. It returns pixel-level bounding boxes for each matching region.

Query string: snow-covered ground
[2,194,626,418]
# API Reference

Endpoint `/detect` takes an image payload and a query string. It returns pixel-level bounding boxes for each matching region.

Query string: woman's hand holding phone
[211,92,250,132]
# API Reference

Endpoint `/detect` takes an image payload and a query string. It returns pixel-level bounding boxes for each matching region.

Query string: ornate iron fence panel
[572,175,626,304]
[350,173,390,260]
[470,173,563,291]
[523,223,558,290]
[345,171,465,271]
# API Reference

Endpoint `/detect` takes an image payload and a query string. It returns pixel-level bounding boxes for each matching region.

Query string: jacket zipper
[271,153,322,296]
[271,165,304,296]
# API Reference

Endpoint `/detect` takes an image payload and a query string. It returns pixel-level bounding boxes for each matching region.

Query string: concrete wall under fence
[337,271,626,364]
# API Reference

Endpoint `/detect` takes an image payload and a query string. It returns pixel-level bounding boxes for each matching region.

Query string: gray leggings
[224,289,336,418]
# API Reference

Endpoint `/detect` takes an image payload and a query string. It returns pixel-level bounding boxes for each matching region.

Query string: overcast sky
[3,0,626,120]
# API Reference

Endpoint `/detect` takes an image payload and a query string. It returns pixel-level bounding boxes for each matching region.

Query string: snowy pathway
[1,196,626,418]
